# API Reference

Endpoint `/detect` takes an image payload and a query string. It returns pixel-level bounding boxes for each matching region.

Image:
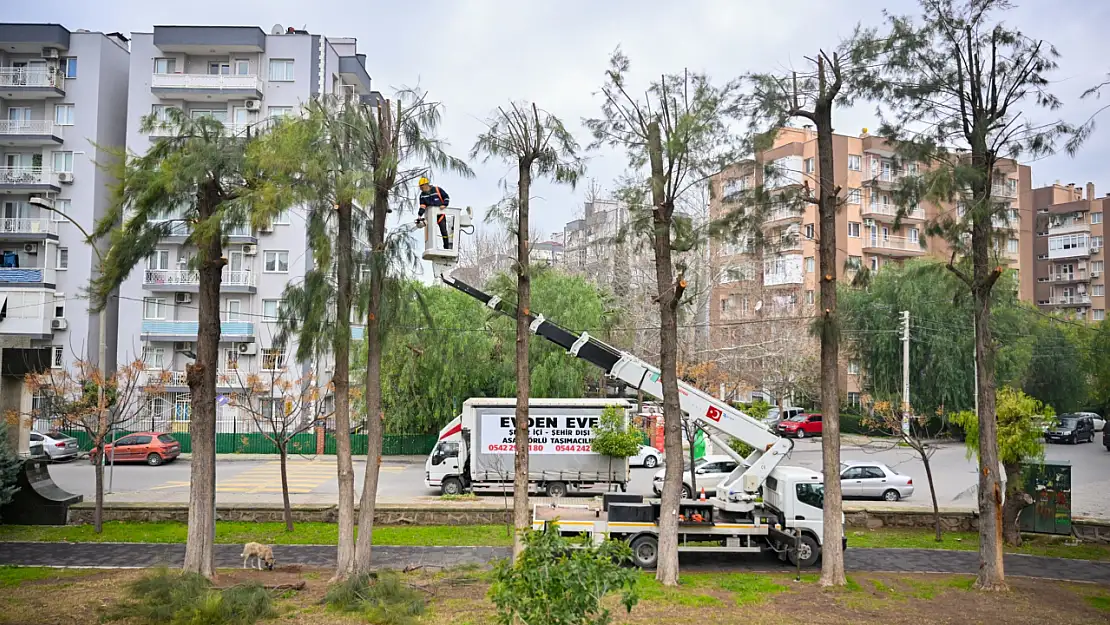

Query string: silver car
[840,461,914,502]
[31,430,80,462]
[652,454,739,499]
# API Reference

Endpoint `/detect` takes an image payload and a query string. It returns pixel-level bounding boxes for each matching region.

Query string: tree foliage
[489,524,640,625]
[1021,323,1087,414]
[590,405,642,459]
[951,387,1051,469]
[0,420,21,519]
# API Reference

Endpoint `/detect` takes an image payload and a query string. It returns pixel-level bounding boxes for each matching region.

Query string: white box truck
[425,398,633,497]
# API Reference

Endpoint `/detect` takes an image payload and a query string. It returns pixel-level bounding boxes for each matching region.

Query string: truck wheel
[545,481,567,498]
[787,534,820,568]
[644,455,658,469]
[441,478,463,496]
[630,535,659,568]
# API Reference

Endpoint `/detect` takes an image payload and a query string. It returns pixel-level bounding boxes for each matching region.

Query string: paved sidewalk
[0,542,1107,583]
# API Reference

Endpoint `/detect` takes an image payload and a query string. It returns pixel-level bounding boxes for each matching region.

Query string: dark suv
[1046,414,1096,444]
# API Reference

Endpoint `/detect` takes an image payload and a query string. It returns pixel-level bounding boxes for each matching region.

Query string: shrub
[325,571,426,625]
[107,567,275,625]
[0,423,22,520]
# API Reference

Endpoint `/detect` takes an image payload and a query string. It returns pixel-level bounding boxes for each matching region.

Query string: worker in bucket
[416,176,452,249]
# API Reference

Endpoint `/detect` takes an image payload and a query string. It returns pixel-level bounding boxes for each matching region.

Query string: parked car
[1104,425,1110,451]
[31,430,79,462]
[89,432,181,466]
[652,454,739,499]
[763,406,805,428]
[777,413,823,439]
[630,445,663,468]
[1044,415,1096,444]
[840,461,914,502]
[28,438,47,459]
[1065,412,1105,432]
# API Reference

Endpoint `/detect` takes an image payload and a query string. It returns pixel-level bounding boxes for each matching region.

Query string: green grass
[634,574,722,607]
[1085,594,1110,612]
[0,566,98,588]
[715,573,788,606]
[0,522,511,547]
[848,528,1110,561]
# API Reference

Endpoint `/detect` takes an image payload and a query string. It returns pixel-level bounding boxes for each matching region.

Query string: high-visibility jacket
[418,186,450,217]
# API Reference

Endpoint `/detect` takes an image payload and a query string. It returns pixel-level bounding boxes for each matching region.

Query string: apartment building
[708,127,1032,404]
[116,25,375,429]
[0,24,129,448]
[1032,182,1107,322]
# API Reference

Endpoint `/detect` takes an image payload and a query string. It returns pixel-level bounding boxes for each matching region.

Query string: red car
[776,413,822,439]
[90,432,181,466]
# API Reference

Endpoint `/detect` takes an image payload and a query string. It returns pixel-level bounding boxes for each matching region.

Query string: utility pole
[901,310,910,436]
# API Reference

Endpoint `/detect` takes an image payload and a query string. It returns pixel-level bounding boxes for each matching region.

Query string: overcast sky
[7,0,1110,260]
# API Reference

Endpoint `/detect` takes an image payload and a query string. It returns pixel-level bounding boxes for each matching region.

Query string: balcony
[861,202,925,223]
[864,169,907,189]
[139,369,253,389]
[143,269,256,293]
[0,289,53,338]
[1047,295,1091,306]
[863,235,926,257]
[150,73,263,101]
[991,184,1018,199]
[1047,221,1089,236]
[763,206,803,226]
[0,168,59,193]
[1048,245,1090,260]
[0,69,65,98]
[0,120,63,146]
[140,320,255,342]
[150,122,253,138]
[1049,272,1088,284]
[0,267,55,286]
[0,218,58,240]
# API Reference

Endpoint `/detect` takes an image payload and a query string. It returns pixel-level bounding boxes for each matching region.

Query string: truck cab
[426,416,467,495]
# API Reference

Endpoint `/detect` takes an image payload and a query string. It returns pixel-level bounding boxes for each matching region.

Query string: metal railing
[991,184,1018,198]
[865,235,921,252]
[764,207,802,223]
[0,120,60,136]
[1050,295,1091,305]
[151,73,263,92]
[1051,272,1087,282]
[0,218,57,235]
[0,167,57,186]
[0,68,61,89]
[150,122,253,137]
[863,202,925,219]
[143,268,256,287]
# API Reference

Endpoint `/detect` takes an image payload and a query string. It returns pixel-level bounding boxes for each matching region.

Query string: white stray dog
[241,542,275,571]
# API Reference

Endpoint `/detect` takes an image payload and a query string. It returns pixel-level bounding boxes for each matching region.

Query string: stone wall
[843,504,978,532]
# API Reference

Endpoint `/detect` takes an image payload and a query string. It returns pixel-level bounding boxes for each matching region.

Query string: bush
[728,437,755,457]
[0,423,22,519]
[107,567,275,625]
[325,571,426,625]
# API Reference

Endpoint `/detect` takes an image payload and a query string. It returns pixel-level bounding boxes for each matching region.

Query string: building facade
[1032,182,1107,322]
[0,24,130,450]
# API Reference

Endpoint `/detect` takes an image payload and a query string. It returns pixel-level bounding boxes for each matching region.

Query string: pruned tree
[90,109,268,577]
[855,0,1089,590]
[19,356,150,532]
[585,50,739,585]
[472,101,584,561]
[231,363,333,532]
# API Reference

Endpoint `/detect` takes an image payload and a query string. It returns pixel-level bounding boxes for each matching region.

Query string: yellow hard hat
[418,177,430,186]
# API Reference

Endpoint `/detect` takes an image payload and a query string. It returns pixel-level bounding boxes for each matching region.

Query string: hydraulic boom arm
[441,272,794,500]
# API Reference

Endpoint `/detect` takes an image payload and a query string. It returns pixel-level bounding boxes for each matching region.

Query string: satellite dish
[271,24,285,35]
[754,300,763,312]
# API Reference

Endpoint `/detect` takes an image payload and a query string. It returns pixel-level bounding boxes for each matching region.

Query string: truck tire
[630,535,659,569]
[441,478,463,496]
[545,481,568,498]
[787,534,820,568]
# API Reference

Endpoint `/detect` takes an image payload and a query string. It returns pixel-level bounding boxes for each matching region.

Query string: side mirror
[695,468,706,475]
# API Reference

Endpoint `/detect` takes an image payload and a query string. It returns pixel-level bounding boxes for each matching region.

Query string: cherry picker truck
[421,205,842,568]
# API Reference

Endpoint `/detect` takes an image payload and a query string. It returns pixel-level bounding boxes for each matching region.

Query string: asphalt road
[43,437,1110,517]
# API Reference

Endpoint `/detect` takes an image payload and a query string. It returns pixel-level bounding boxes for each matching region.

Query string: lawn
[0,566,1107,625]
[846,527,1110,561]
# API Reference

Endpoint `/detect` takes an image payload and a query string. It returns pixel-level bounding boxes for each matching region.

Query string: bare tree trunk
[922,450,942,541]
[279,445,293,532]
[183,183,224,578]
[332,199,356,580]
[648,121,683,586]
[814,94,845,588]
[512,161,533,562]
[1001,461,1032,547]
[93,442,104,533]
[355,192,390,572]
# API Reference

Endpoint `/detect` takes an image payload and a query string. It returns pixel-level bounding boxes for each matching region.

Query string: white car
[652,454,739,499]
[31,430,80,462]
[630,445,663,468]
[1068,412,1105,432]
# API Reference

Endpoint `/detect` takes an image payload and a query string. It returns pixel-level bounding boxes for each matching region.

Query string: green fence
[323,434,438,456]
[60,430,437,456]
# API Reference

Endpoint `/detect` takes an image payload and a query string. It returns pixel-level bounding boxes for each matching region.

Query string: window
[805,256,815,273]
[147,250,170,271]
[224,349,239,371]
[260,398,281,421]
[151,104,176,123]
[848,360,860,375]
[269,59,295,81]
[225,299,242,322]
[848,154,862,171]
[1007,238,1019,253]
[806,289,814,305]
[54,104,74,126]
[208,62,230,75]
[1094,261,1105,274]
[1094,284,1105,297]
[262,299,280,321]
[51,151,73,173]
[796,483,823,509]
[1094,212,1103,225]
[50,199,70,222]
[804,223,814,240]
[804,158,814,174]
[143,297,166,320]
[720,297,730,313]
[870,256,880,271]
[272,210,290,225]
[52,293,64,319]
[261,347,287,370]
[52,346,64,369]
[740,297,750,313]
[1094,236,1105,249]
[1095,310,1106,321]
[142,346,165,370]
[268,106,294,119]
[848,222,860,238]
[234,59,250,75]
[847,392,861,407]
[56,247,68,270]
[847,188,861,204]
[263,250,289,272]
[153,58,176,74]
[909,228,919,243]
[63,58,77,78]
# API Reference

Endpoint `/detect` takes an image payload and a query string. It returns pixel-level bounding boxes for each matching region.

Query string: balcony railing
[0,267,55,284]
[151,73,263,92]
[141,320,255,337]
[141,369,253,387]
[0,120,61,137]
[763,207,802,223]
[150,122,252,137]
[1047,221,1089,235]
[0,69,61,89]
[1051,272,1088,282]
[865,235,922,252]
[143,269,255,287]
[1050,295,1091,305]
[1,218,57,235]
[864,202,925,220]
[868,170,905,184]
[0,167,57,186]
[991,184,1018,198]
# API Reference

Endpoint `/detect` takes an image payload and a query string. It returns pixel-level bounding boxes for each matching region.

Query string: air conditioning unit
[245,99,261,111]
[173,341,193,352]
[50,318,67,330]
[1093,271,1101,278]
[1093,247,1102,254]
[174,292,192,304]
[58,172,74,184]
[237,342,257,355]
[863,219,875,227]
[24,243,38,254]
[42,48,60,59]
[242,244,257,256]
